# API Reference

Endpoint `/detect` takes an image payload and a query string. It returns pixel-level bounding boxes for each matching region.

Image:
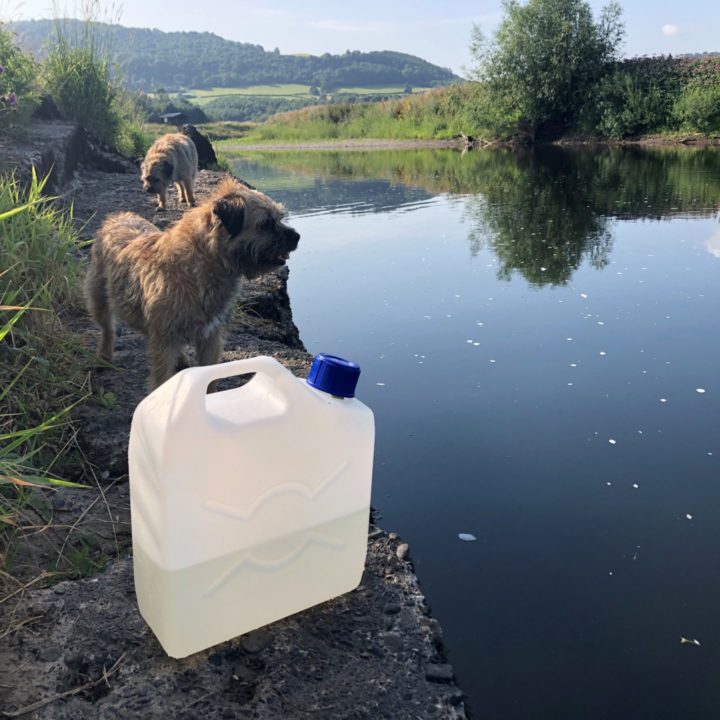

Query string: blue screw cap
[307,353,361,398]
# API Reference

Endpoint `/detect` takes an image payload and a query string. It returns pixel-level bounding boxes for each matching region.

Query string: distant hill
[10,19,459,92]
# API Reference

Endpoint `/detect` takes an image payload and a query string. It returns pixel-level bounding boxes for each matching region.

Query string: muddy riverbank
[0,121,467,719]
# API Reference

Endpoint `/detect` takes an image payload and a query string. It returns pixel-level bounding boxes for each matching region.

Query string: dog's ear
[161,161,173,179]
[213,198,245,237]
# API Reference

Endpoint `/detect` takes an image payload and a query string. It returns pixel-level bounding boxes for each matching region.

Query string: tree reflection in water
[229,145,720,287]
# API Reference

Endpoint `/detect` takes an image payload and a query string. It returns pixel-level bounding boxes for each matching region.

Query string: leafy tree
[470,0,624,137]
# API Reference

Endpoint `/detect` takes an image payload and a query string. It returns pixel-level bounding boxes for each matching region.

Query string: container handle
[167,356,295,424]
[196,356,286,387]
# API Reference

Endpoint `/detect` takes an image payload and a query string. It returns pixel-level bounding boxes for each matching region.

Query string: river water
[229,146,720,720]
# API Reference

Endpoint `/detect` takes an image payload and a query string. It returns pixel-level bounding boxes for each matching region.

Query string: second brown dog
[141,132,198,210]
[86,177,300,390]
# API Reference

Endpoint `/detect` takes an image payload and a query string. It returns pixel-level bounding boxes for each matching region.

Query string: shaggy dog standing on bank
[86,177,300,390]
[140,133,198,210]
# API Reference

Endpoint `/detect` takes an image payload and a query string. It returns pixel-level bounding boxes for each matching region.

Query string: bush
[0,22,38,137]
[42,21,120,146]
[594,70,669,138]
[673,82,720,134]
[41,16,151,156]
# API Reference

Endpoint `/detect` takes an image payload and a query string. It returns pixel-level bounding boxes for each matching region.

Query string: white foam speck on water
[446,314,452,318]
[597,321,605,326]
[580,293,588,299]
[540,267,547,271]
[633,483,639,489]
[376,383,386,387]
[567,337,573,342]
[609,439,617,445]
[473,342,480,346]
[458,533,477,542]
[570,363,577,367]
[606,482,612,486]
[609,571,613,576]
[708,452,714,456]
[638,430,644,435]
[660,398,668,403]
[599,351,607,356]
[567,383,574,386]
[696,388,706,394]
[477,322,484,326]
[489,359,496,363]
[686,513,693,520]
[466,340,473,344]
[423,315,431,319]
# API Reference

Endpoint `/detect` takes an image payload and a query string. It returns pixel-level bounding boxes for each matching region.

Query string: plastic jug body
[129,356,374,658]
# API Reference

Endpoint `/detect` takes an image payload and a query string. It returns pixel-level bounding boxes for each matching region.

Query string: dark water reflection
[229,146,720,720]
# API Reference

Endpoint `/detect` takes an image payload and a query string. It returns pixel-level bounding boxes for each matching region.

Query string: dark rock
[33,94,64,121]
[425,663,455,683]
[384,603,402,615]
[240,629,272,654]
[397,543,410,561]
[382,633,405,653]
[37,646,62,662]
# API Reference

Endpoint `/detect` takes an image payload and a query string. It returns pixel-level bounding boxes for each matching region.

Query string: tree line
[10,20,458,92]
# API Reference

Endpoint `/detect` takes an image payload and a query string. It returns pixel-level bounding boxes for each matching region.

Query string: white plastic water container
[128,354,374,658]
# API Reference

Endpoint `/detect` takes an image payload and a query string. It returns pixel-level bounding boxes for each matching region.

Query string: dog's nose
[287,229,300,246]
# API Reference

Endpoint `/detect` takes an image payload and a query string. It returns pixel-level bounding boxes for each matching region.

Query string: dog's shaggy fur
[140,133,198,210]
[86,177,300,390]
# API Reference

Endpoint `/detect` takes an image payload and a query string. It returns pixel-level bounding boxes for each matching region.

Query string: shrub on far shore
[673,82,720,134]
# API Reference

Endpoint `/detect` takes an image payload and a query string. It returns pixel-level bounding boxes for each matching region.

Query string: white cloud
[662,24,680,37]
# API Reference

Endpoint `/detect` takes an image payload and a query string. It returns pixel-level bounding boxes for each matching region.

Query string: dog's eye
[259,218,275,232]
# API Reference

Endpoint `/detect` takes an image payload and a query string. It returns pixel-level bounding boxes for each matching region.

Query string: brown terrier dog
[86,178,300,390]
[140,133,198,210]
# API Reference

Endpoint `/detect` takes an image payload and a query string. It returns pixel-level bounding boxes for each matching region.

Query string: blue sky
[4,0,719,76]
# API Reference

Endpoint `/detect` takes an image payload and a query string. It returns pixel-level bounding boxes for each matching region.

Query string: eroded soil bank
[0,122,467,719]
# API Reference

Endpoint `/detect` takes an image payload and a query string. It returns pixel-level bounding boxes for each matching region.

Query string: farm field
[185,84,432,105]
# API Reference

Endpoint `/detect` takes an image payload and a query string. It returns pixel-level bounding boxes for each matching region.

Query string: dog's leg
[157,188,167,210]
[147,333,181,390]
[195,327,223,392]
[85,262,114,363]
[175,182,186,206]
[184,180,196,207]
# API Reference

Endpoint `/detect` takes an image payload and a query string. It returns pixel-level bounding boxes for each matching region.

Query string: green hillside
[10,19,459,92]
